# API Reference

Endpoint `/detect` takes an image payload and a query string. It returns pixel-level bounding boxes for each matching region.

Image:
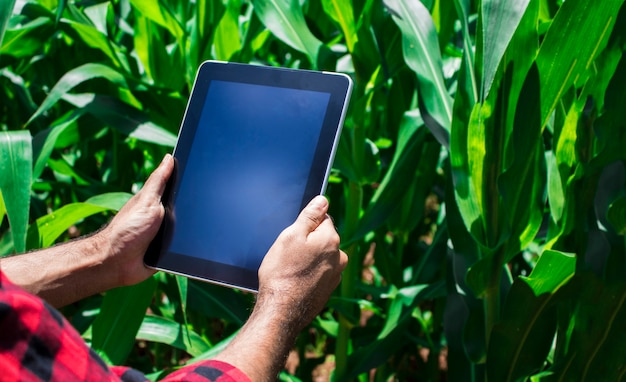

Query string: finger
[338,249,348,271]
[141,154,174,197]
[294,195,329,234]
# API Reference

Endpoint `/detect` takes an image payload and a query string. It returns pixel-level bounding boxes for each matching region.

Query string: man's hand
[98,154,174,287]
[257,195,348,330]
[0,154,174,307]
[214,195,348,381]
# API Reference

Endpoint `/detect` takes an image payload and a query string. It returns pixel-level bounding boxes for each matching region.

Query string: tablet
[144,61,352,292]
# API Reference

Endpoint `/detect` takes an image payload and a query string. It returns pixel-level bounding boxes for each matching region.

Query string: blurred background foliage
[1,0,626,380]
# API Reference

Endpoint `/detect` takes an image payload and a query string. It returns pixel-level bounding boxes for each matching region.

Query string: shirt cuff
[163,359,252,382]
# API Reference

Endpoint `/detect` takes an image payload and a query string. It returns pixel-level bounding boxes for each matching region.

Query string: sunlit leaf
[129,0,185,43]
[27,63,128,125]
[0,16,52,58]
[0,131,32,254]
[479,0,531,99]
[137,315,211,356]
[252,0,324,67]
[214,0,241,61]
[384,0,453,149]
[537,0,624,127]
[322,0,357,52]
[27,192,131,250]
[61,93,177,147]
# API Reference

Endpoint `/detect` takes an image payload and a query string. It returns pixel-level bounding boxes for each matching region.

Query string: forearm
[213,293,304,381]
[0,232,117,308]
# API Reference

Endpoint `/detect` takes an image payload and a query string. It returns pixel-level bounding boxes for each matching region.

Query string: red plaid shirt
[0,271,251,382]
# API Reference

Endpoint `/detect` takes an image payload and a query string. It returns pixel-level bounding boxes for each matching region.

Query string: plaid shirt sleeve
[0,270,251,382]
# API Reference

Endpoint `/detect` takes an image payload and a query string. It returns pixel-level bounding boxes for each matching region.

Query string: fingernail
[311,195,328,208]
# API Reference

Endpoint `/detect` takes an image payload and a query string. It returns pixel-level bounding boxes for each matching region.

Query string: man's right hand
[257,195,348,330]
[213,195,348,381]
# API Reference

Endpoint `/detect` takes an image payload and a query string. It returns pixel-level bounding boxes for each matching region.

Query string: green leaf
[63,18,127,71]
[608,197,626,235]
[0,190,5,228]
[0,15,53,59]
[488,250,576,382]
[187,280,252,325]
[0,131,32,254]
[344,110,427,243]
[27,63,128,125]
[92,277,157,365]
[83,2,110,36]
[252,0,324,67]
[175,275,191,346]
[346,284,431,378]
[384,0,453,149]
[333,133,380,186]
[61,94,177,147]
[536,0,624,128]
[479,0,531,99]
[27,193,131,250]
[32,111,80,180]
[0,0,16,47]
[550,273,626,381]
[322,0,358,52]
[498,62,545,255]
[129,0,185,43]
[187,331,238,363]
[453,0,478,104]
[85,192,132,211]
[214,0,242,61]
[136,315,211,357]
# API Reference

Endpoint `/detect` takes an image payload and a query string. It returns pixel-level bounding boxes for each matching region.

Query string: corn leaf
[345,110,427,244]
[63,19,128,71]
[0,131,32,254]
[487,250,575,382]
[0,15,53,59]
[26,192,131,250]
[536,0,624,128]
[252,0,324,67]
[92,276,157,365]
[27,63,127,125]
[61,94,177,147]
[32,111,80,180]
[384,0,452,149]
[214,0,241,61]
[187,280,252,325]
[550,273,626,380]
[479,0,530,99]
[0,0,15,46]
[321,0,357,52]
[128,0,185,43]
[187,331,238,363]
[137,315,211,356]
[346,284,437,378]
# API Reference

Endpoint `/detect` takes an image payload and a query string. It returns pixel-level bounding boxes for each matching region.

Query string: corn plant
[1,0,626,381]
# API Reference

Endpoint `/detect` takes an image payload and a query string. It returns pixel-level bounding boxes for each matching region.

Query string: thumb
[141,154,174,197]
[294,195,329,234]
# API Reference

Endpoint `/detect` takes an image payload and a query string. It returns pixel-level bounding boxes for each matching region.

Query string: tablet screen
[170,81,330,269]
[145,61,352,291]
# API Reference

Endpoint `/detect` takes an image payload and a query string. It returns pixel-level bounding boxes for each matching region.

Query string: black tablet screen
[168,80,331,270]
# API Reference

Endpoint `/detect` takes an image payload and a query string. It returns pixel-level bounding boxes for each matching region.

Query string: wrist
[87,228,117,287]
